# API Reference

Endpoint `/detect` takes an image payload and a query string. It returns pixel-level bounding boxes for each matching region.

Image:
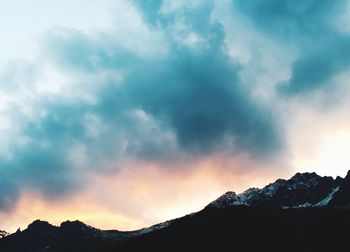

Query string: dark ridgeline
[328,170,350,207]
[1,171,350,252]
[0,230,8,239]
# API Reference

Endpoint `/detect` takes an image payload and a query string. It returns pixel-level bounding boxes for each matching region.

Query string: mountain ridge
[208,171,344,209]
[0,230,8,239]
[2,170,350,252]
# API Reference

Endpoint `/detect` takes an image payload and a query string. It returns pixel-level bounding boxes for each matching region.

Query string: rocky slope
[208,172,344,208]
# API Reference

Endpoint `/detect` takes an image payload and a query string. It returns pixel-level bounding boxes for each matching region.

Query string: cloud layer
[234,0,350,94]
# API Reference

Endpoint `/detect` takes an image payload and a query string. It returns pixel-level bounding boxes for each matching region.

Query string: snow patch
[315,187,340,207]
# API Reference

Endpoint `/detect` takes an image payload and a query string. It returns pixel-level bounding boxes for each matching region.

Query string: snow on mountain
[327,170,350,208]
[58,220,173,240]
[208,172,341,209]
[137,220,173,236]
[207,191,246,208]
[14,218,174,244]
[314,187,340,207]
[59,220,127,239]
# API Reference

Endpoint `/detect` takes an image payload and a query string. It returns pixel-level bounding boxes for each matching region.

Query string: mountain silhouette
[1,171,350,252]
[0,230,8,239]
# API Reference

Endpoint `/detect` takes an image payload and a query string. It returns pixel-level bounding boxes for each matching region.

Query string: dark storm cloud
[279,36,350,94]
[0,1,282,209]
[122,28,279,154]
[44,3,281,155]
[234,0,350,95]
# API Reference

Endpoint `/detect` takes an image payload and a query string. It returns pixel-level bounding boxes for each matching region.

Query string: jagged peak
[239,187,259,195]
[335,176,343,184]
[60,220,100,234]
[327,170,350,207]
[221,191,237,197]
[213,191,238,202]
[0,229,9,238]
[60,220,87,227]
[290,172,320,181]
[27,220,55,230]
[346,170,350,177]
[208,170,345,209]
[207,191,240,208]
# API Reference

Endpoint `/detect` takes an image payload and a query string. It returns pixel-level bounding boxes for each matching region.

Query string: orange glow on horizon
[0,154,289,233]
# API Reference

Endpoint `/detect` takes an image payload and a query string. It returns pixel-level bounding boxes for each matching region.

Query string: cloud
[41,1,282,156]
[234,0,350,95]
[0,178,19,212]
[234,0,346,39]
[133,0,163,25]
[0,1,282,210]
[279,35,350,95]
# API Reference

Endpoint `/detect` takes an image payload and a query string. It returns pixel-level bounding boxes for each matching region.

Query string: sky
[1,0,350,232]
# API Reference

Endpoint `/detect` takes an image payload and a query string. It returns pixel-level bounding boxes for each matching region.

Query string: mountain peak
[209,171,343,209]
[221,191,237,197]
[60,220,87,228]
[291,172,319,181]
[207,191,240,208]
[327,171,350,207]
[27,220,55,232]
[59,220,102,237]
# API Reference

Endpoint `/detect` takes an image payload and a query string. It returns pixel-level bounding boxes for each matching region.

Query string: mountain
[1,171,350,252]
[208,172,342,208]
[0,230,8,239]
[0,219,173,252]
[119,207,350,252]
[328,170,350,208]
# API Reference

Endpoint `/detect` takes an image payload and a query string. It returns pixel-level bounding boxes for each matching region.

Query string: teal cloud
[1,0,286,209]
[234,0,350,95]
